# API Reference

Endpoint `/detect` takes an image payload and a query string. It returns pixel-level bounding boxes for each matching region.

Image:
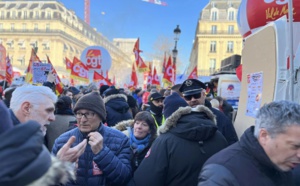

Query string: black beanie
[127,95,138,108]
[163,92,188,119]
[74,92,107,121]
[56,96,72,110]
[0,121,52,186]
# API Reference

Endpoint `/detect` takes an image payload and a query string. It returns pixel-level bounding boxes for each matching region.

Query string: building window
[46,23,50,32]
[42,42,50,50]
[18,56,25,65]
[228,10,235,21]
[7,40,14,49]
[228,25,234,34]
[0,23,3,31]
[210,41,216,53]
[23,11,27,19]
[211,11,218,21]
[64,44,68,51]
[22,23,27,31]
[18,40,25,49]
[227,41,234,53]
[35,11,39,18]
[210,59,216,74]
[12,11,16,19]
[211,25,217,34]
[30,41,37,49]
[10,23,14,31]
[34,23,38,31]
[47,11,51,19]
[0,11,4,19]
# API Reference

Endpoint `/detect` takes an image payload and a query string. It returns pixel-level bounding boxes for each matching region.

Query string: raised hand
[57,136,87,162]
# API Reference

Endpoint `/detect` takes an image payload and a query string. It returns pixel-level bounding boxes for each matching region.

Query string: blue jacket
[52,124,132,186]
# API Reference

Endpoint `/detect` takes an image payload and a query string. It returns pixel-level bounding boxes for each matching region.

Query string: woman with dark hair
[114,111,157,172]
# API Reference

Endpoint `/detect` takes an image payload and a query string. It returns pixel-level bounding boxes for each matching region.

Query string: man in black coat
[179,79,238,145]
[198,100,300,186]
[134,92,227,186]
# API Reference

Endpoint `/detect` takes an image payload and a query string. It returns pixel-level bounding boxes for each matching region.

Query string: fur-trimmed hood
[103,94,128,104]
[113,119,134,137]
[158,105,217,141]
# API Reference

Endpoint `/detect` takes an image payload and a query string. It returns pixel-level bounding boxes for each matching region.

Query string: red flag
[47,55,64,95]
[188,66,198,79]
[5,56,13,84]
[152,67,160,86]
[133,38,148,72]
[236,64,242,82]
[93,71,104,81]
[65,57,73,72]
[93,71,112,87]
[147,63,153,85]
[25,48,41,83]
[162,52,167,73]
[129,63,138,89]
[71,57,89,83]
[162,56,174,86]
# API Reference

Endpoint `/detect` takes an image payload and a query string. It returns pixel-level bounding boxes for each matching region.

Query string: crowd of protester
[1,77,300,186]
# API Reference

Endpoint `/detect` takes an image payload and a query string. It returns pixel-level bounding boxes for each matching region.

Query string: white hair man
[10,85,87,163]
[10,85,57,135]
[198,100,300,186]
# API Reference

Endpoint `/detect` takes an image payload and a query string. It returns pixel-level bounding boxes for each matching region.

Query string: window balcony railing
[199,30,241,35]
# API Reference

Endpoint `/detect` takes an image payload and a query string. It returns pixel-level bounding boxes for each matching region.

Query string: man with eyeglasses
[52,92,132,185]
[179,79,238,145]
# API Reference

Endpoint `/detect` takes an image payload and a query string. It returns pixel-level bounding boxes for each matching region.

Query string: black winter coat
[210,107,238,145]
[198,126,294,186]
[134,105,228,186]
[104,94,133,127]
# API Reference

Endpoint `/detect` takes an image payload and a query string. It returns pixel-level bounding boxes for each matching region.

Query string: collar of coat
[103,94,128,104]
[158,105,216,135]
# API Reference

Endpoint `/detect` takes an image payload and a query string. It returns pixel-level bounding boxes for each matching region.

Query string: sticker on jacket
[93,161,103,175]
[145,148,151,158]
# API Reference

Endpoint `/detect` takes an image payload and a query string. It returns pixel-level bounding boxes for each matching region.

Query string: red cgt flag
[133,38,148,72]
[162,55,174,86]
[71,57,89,83]
[152,67,160,87]
[188,66,198,79]
[47,55,64,95]
[129,63,138,90]
[5,56,13,84]
[65,57,73,73]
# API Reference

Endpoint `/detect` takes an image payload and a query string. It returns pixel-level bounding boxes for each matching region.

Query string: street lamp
[172,25,181,73]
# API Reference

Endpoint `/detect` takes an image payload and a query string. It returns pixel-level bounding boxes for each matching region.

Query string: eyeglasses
[75,112,95,119]
[183,94,201,101]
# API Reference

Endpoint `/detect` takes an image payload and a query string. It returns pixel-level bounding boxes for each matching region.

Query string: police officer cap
[179,79,206,96]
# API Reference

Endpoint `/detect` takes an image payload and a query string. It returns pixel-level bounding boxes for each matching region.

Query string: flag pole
[288,0,294,101]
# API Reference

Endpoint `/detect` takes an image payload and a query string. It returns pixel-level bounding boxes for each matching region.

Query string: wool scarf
[129,128,151,153]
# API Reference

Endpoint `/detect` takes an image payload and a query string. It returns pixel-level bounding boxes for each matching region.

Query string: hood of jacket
[159,105,217,141]
[104,94,130,113]
[114,119,134,131]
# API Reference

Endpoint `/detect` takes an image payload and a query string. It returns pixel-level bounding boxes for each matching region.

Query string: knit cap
[73,92,106,121]
[163,92,188,119]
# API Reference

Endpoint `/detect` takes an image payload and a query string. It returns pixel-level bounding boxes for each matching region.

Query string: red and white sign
[238,0,300,37]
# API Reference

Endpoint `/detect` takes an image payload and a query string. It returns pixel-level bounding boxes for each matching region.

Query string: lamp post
[172,25,181,75]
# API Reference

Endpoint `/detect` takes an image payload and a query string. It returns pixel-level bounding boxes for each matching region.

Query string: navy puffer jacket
[52,124,132,186]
